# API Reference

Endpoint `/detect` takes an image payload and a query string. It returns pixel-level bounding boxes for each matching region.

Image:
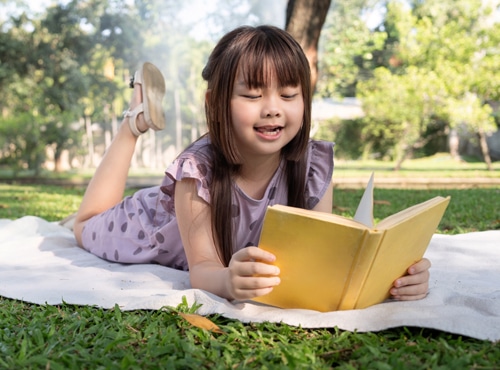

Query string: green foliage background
[1,0,499,174]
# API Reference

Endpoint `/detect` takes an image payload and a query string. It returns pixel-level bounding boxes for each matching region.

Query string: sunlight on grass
[0,184,84,221]
[335,153,500,178]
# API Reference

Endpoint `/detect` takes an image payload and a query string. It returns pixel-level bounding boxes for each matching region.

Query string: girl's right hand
[226,247,281,300]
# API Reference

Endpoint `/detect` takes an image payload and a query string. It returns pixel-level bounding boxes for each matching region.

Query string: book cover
[253,175,450,312]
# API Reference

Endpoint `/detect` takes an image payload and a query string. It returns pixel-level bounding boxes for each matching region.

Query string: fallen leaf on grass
[332,205,350,212]
[374,200,391,205]
[178,313,224,333]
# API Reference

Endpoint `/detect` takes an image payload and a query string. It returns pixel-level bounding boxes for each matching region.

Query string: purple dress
[81,136,334,271]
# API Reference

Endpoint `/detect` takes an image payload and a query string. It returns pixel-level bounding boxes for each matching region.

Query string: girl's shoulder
[160,135,214,207]
[307,139,335,166]
[304,140,335,209]
[177,135,213,162]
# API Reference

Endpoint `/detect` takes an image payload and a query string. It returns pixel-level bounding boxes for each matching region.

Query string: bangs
[236,33,306,89]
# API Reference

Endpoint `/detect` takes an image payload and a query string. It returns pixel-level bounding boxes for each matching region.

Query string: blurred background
[0,0,499,177]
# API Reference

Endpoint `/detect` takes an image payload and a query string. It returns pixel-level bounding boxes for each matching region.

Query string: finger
[232,285,276,300]
[394,270,430,288]
[408,258,431,275]
[391,282,429,300]
[232,246,276,263]
[394,269,430,288]
[232,260,280,277]
[232,275,281,290]
[230,276,281,300]
[392,291,428,301]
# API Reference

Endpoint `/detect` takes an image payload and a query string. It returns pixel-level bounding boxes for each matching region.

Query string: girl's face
[230,68,304,162]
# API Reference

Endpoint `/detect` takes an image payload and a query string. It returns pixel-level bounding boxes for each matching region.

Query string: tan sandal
[124,62,166,136]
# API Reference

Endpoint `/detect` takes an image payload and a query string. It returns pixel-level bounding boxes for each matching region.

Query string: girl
[74,25,430,303]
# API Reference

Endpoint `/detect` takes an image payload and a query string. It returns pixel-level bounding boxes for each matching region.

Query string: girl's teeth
[257,127,281,135]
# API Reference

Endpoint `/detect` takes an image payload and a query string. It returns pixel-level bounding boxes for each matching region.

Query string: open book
[253,174,450,312]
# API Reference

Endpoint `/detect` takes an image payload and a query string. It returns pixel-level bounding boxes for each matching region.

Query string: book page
[376,196,450,229]
[269,204,369,230]
[353,172,374,228]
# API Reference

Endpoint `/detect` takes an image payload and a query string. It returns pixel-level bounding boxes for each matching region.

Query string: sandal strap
[123,103,145,136]
[129,70,144,88]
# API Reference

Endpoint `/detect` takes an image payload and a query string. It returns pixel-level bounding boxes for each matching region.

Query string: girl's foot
[124,62,166,136]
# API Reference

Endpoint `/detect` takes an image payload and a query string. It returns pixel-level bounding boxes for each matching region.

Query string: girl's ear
[205,89,212,104]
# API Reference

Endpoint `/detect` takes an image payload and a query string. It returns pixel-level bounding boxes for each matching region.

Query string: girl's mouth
[254,126,283,136]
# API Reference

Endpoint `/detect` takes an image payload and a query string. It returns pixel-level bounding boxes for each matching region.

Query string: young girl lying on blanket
[73,25,430,302]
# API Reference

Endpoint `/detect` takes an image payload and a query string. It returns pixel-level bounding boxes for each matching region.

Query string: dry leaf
[374,200,391,205]
[178,313,223,333]
[332,205,350,212]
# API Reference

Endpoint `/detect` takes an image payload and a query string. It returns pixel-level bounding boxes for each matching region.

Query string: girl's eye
[281,87,301,99]
[243,95,260,99]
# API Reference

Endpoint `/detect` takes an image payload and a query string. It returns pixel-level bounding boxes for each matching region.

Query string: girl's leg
[73,65,164,246]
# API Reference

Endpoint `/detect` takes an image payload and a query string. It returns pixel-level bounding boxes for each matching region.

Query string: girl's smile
[253,125,283,139]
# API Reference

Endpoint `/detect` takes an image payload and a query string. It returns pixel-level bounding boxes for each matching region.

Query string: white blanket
[0,216,498,342]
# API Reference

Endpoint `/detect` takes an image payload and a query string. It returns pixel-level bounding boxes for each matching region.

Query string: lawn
[0,162,499,368]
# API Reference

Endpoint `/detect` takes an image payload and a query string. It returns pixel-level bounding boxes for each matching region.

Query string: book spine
[337,229,384,310]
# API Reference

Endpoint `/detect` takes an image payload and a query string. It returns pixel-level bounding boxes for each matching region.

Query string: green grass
[333,187,500,233]
[0,175,499,368]
[334,153,500,178]
[0,184,85,221]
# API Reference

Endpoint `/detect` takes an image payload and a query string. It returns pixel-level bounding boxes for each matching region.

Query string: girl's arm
[175,178,280,301]
[312,180,431,301]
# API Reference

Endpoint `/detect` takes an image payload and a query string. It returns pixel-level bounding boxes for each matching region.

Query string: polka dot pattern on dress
[156,232,165,243]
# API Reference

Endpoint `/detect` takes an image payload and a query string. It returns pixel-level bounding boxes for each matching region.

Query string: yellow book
[253,174,450,312]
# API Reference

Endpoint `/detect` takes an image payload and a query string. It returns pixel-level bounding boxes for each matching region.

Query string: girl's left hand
[390,258,431,301]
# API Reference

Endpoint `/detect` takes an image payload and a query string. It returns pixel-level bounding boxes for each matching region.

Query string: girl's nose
[262,96,282,118]
[265,109,281,117]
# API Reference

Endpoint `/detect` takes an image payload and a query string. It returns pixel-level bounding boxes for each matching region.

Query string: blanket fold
[0,216,498,341]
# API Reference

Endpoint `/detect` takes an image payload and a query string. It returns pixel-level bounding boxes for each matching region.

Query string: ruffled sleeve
[305,140,335,209]
[159,137,213,215]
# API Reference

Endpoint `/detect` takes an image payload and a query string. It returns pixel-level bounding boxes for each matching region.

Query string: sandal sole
[141,62,166,131]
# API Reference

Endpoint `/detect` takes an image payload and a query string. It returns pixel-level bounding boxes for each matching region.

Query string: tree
[285,0,332,91]
[358,66,448,168]
[315,0,387,98]
[354,0,499,169]
[447,93,497,170]
[404,0,499,169]
[0,0,144,172]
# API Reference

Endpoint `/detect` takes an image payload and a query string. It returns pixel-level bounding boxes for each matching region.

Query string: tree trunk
[54,145,63,172]
[286,0,331,91]
[394,144,410,171]
[478,129,493,171]
[448,128,460,161]
[83,116,95,168]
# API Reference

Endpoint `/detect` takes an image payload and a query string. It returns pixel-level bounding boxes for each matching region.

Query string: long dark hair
[201,25,312,266]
